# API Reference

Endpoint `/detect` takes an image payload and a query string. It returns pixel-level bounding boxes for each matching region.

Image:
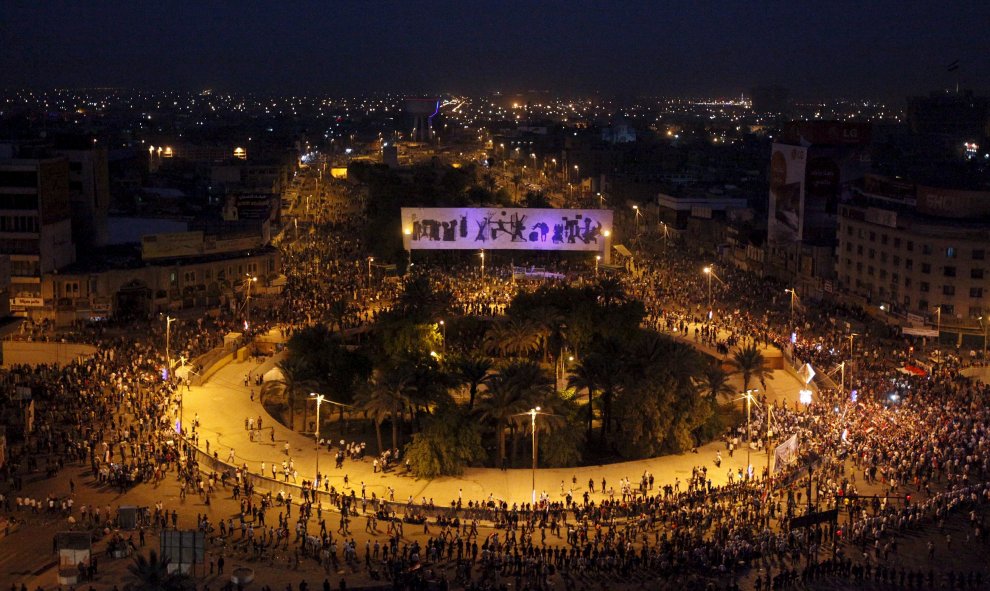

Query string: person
[217,555,224,574]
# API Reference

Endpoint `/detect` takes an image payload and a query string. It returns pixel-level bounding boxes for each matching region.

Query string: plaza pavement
[183,332,809,508]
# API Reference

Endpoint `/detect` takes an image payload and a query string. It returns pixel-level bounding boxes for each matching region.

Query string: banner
[773,433,799,473]
[768,144,807,243]
[401,208,612,252]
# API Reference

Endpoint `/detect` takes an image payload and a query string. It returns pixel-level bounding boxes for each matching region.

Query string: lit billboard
[401,208,612,252]
[768,143,807,243]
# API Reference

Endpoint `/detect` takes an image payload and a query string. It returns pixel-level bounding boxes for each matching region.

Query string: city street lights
[479,249,485,278]
[526,407,541,505]
[439,320,446,353]
[703,266,713,307]
[595,255,601,277]
[784,288,798,322]
[165,315,176,372]
[980,316,988,357]
[740,389,759,478]
[244,275,257,330]
[403,228,412,271]
[367,256,374,285]
[309,392,350,484]
[935,305,942,336]
[597,192,604,209]
[632,205,642,238]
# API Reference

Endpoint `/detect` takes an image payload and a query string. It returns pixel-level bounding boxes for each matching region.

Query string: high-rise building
[55,144,111,249]
[0,157,77,313]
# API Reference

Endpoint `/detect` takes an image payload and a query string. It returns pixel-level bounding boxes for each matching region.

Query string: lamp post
[403,228,412,271]
[703,266,713,307]
[367,257,374,285]
[479,250,485,278]
[597,192,604,209]
[980,316,988,357]
[632,205,642,238]
[244,275,257,330]
[309,393,351,486]
[529,406,541,505]
[741,389,758,478]
[785,289,797,322]
[439,320,446,353]
[595,255,601,277]
[935,306,942,338]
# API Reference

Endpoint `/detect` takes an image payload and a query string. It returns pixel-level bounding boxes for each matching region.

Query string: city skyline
[2,2,989,101]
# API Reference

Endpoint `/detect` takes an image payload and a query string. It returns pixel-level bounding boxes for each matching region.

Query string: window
[922,244,932,255]
[868,266,875,276]
[944,266,956,277]
[856,262,863,273]
[973,249,985,260]
[905,259,913,270]
[893,256,901,266]
[894,238,901,248]
[879,269,887,279]
[942,304,954,315]
[971,306,984,318]
[881,234,889,245]
[845,243,852,252]
[972,268,984,280]
[922,263,931,274]
[869,231,876,242]
[946,247,956,258]
[919,300,928,311]
[847,226,853,236]
[869,249,875,260]
[971,287,984,298]
[907,241,914,252]
[891,273,899,285]
[169,271,177,287]
[905,277,912,288]
[920,282,930,293]
[942,285,955,296]
[881,252,888,263]
[857,245,864,255]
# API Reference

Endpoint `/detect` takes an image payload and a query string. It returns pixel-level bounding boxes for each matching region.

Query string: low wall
[2,341,97,367]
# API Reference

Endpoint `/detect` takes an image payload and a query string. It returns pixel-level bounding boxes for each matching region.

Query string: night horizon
[2,2,989,101]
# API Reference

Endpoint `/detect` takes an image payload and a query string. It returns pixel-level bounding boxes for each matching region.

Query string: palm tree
[476,360,549,465]
[699,361,735,404]
[452,354,494,410]
[595,277,626,308]
[484,318,543,358]
[567,357,599,439]
[730,343,772,393]
[357,369,412,452]
[127,550,194,591]
[261,356,316,431]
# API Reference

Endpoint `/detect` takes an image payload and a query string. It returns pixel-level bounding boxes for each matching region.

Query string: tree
[404,404,484,478]
[127,550,195,591]
[357,369,412,453]
[730,342,771,393]
[566,357,599,439]
[475,360,549,466]
[483,318,544,358]
[699,360,735,404]
[452,354,493,410]
[261,357,316,431]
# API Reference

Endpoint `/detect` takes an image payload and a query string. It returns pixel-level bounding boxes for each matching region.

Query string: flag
[947,60,960,72]
[798,363,816,385]
[773,434,799,474]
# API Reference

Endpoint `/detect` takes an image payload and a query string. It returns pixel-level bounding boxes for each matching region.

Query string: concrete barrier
[2,341,97,367]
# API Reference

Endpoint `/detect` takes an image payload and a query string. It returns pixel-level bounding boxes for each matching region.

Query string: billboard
[768,144,807,243]
[401,208,612,252]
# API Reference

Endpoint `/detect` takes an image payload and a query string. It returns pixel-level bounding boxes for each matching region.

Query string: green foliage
[523,190,551,208]
[730,342,772,392]
[405,404,484,478]
[127,550,195,591]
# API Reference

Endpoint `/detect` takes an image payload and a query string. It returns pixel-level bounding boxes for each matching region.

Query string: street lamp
[740,389,759,479]
[367,256,374,285]
[529,407,541,505]
[403,228,412,271]
[309,393,351,486]
[935,305,942,337]
[632,205,642,238]
[784,289,798,322]
[980,316,988,357]
[597,192,604,209]
[479,249,485,278]
[595,255,601,277]
[439,320,446,353]
[244,275,257,330]
[703,266,713,307]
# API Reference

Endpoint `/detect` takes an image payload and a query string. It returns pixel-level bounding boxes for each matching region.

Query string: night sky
[2,1,989,100]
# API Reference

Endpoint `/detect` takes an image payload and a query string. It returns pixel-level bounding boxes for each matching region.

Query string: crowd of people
[2,175,990,591]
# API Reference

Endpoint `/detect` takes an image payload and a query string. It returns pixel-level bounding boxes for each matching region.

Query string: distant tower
[405,98,441,142]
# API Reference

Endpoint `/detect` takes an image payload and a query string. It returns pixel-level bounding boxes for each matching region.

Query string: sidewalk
[183,342,808,507]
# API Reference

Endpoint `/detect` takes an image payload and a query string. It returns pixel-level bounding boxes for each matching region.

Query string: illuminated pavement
[183,337,809,507]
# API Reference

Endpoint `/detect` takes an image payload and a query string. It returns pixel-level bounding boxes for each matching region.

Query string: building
[55,143,111,249]
[837,178,990,326]
[766,121,872,294]
[906,90,990,146]
[0,157,77,314]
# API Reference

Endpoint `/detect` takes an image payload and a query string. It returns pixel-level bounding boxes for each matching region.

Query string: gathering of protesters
[2,174,990,591]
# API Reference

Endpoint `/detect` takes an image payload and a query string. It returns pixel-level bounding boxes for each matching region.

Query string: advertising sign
[401,208,613,252]
[12,297,44,308]
[768,144,807,243]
